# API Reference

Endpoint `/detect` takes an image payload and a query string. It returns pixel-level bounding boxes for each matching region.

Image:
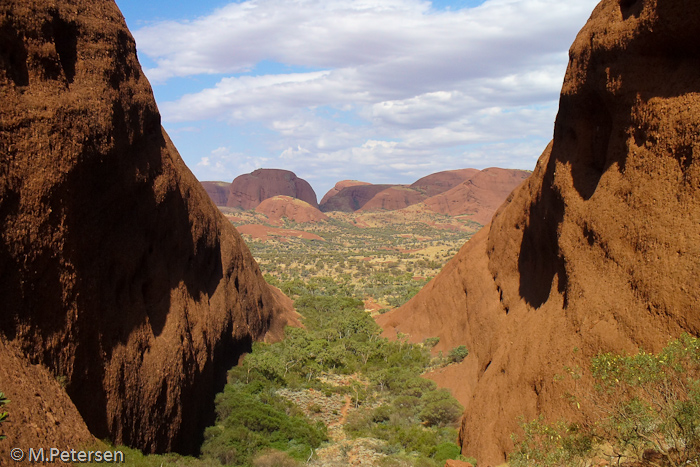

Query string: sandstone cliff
[378,0,700,464]
[0,0,293,455]
[227,168,318,210]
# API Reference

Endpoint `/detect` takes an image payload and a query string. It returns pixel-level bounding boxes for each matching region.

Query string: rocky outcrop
[227,169,318,210]
[358,186,427,212]
[201,181,231,206]
[0,0,293,456]
[320,184,393,212]
[255,195,328,224]
[319,180,371,205]
[420,168,530,224]
[410,169,479,197]
[378,1,700,464]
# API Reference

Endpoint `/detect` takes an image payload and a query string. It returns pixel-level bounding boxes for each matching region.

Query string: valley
[2,1,700,467]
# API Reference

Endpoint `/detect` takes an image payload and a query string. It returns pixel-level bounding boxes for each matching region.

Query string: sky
[115,0,599,198]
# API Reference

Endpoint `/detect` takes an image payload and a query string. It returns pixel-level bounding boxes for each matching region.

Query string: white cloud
[132,0,599,189]
[195,147,271,181]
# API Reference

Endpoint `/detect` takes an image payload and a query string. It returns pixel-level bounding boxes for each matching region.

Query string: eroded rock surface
[0,0,293,455]
[378,1,700,464]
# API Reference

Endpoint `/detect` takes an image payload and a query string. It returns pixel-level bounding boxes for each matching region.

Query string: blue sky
[114,0,598,198]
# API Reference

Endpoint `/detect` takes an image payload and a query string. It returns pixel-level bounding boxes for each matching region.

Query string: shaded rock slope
[378,0,700,464]
[256,195,328,224]
[201,181,231,206]
[227,168,318,210]
[0,0,293,456]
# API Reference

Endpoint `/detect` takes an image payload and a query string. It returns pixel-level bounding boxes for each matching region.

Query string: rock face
[420,168,530,224]
[0,0,293,456]
[320,184,393,212]
[319,180,371,205]
[358,186,427,212]
[227,169,318,210]
[410,168,479,197]
[201,181,231,206]
[378,1,700,464]
[255,195,328,224]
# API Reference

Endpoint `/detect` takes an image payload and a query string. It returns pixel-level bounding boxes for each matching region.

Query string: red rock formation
[201,181,231,206]
[421,168,530,224]
[378,1,700,464]
[227,168,318,210]
[320,180,371,205]
[358,186,428,212]
[410,168,479,197]
[320,184,393,212]
[255,195,328,224]
[0,0,294,456]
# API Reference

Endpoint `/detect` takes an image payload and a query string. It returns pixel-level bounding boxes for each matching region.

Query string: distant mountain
[410,168,479,197]
[200,181,231,206]
[227,169,318,210]
[358,186,426,212]
[320,168,528,225]
[319,180,372,205]
[419,168,530,224]
[319,184,393,212]
[256,195,328,224]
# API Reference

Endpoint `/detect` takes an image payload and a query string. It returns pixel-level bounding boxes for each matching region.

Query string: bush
[448,346,469,363]
[0,392,8,441]
[419,398,464,427]
[432,442,462,463]
[511,334,700,467]
[253,450,301,467]
[423,337,440,348]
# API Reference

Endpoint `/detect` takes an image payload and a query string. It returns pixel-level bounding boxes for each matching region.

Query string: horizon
[115,0,598,197]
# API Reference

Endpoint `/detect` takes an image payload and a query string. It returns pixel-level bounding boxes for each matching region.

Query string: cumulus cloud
[133,0,599,188]
[195,147,270,181]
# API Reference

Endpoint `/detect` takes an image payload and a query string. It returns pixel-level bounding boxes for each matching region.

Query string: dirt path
[330,395,352,428]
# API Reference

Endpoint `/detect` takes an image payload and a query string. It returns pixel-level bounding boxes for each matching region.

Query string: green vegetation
[0,392,8,441]
[232,213,476,310]
[83,444,218,467]
[92,209,473,466]
[201,277,468,466]
[510,334,700,467]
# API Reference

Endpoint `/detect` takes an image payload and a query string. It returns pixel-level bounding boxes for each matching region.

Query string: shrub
[419,398,464,427]
[432,442,462,463]
[253,450,301,467]
[0,392,8,441]
[423,337,440,348]
[511,334,700,467]
[448,345,469,363]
